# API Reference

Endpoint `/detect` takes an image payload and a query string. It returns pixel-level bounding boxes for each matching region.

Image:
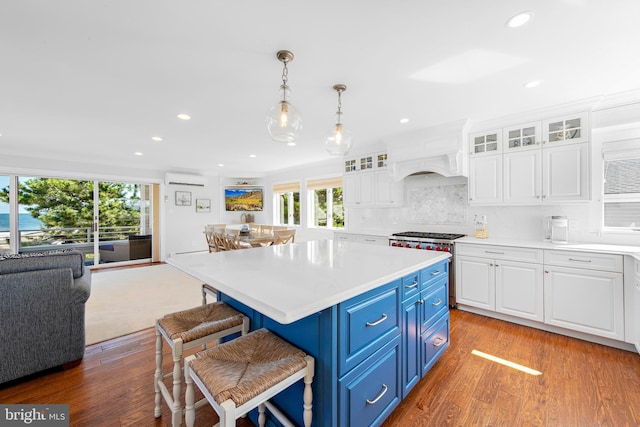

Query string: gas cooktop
[391,231,466,240]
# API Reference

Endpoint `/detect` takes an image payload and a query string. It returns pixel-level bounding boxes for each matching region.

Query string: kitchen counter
[455,236,640,260]
[167,239,450,324]
[167,239,451,426]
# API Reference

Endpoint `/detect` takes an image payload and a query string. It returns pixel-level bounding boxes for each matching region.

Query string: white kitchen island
[168,239,451,427]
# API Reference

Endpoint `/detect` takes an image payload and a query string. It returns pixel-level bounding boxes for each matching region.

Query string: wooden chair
[260,225,273,235]
[273,229,295,245]
[224,230,252,250]
[247,223,261,233]
[184,328,314,427]
[204,225,227,253]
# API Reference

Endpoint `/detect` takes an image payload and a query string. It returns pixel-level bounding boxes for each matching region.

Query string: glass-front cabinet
[542,112,589,145]
[359,154,374,171]
[470,130,501,156]
[344,159,358,173]
[376,152,388,169]
[503,122,541,151]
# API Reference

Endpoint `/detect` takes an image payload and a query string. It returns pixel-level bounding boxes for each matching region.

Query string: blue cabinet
[401,259,450,398]
[219,259,449,426]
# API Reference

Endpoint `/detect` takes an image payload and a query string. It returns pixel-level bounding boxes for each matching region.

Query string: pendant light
[265,50,302,144]
[325,84,353,156]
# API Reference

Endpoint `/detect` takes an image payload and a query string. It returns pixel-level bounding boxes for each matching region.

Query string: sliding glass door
[0,175,153,266]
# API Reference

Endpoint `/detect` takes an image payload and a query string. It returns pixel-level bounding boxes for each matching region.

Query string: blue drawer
[401,271,420,301]
[419,276,448,334]
[422,312,450,376]
[339,280,400,375]
[420,259,448,290]
[339,337,401,427]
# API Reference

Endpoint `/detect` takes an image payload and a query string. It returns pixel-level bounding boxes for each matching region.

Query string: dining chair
[247,223,261,233]
[260,225,274,235]
[204,225,227,253]
[224,230,252,250]
[273,229,296,245]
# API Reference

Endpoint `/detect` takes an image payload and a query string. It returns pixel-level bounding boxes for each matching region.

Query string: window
[603,140,640,230]
[307,177,344,229]
[273,182,300,226]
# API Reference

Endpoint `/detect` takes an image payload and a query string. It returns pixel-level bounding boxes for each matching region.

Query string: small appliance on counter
[474,215,488,239]
[544,216,569,244]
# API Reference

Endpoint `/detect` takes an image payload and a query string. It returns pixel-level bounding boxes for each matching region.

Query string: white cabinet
[456,244,544,321]
[375,170,403,206]
[334,232,388,246]
[635,259,640,353]
[470,129,502,156]
[470,112,590,206]
[543,250,624,340]
[542,112,589,146]
[344,151,402,207]
[468,155,502,205]
[542,143,590,202]
[343,172,374,207]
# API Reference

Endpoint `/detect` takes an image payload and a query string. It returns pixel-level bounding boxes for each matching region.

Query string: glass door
[0,175,153,266]
[96,181,152,265]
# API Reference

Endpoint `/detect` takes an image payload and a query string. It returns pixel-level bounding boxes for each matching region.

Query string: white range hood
[384,119,470,180]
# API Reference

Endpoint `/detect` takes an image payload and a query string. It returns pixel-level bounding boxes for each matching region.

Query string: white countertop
[167,239,450,324]
[455,236,640,259]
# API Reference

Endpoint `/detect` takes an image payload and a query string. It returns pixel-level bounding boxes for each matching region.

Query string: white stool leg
[171,339,183,427]
[220,400,237,427]
[303,356,315,427]
[154,322,163,418]
[258,403,266,427]
[184,356,196,427]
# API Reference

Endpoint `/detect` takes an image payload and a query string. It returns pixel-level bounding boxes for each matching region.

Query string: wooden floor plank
[1,310,639,426]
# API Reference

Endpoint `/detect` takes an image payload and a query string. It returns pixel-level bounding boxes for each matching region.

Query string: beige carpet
[85,264,204,345]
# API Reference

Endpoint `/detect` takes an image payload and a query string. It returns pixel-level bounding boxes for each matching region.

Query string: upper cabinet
[344,151,403,207]
[470,112,591,206]
[542,112,589,146]
[470,129,502,156]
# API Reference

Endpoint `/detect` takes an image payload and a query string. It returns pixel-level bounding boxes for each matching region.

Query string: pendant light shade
[325,84,352,156]
[266,50,302,143]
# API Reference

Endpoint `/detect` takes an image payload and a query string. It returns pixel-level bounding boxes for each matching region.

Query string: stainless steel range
[389,231,466,308]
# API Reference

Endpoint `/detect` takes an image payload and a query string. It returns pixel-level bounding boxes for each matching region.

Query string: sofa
[0,249,91,384]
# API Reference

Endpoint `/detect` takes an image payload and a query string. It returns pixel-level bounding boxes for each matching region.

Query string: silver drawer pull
[568,258,592,263]
[405,281,418,289]
[485,250,504,254]
[431,298,443,307]
[430,270,441,276]
[365,384,388,405]
[433,337,446,347]
[365,313,388,327]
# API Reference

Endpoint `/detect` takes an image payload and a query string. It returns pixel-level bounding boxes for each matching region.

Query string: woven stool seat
[191,328,307,407]
[184,328,315,427]
[158,302,245,343]
[154,302,249,427]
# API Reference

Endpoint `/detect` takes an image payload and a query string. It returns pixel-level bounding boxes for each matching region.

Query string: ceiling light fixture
[151,136,163,141]
[177,113,191,120]
[134,152,143,156]
[325,84,353,156]
[524,80,541,88]
[265,50,302,143]
[506,11,534,28]
[400,118,410,124]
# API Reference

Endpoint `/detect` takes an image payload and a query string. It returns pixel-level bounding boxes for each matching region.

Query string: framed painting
[175,191,192,206]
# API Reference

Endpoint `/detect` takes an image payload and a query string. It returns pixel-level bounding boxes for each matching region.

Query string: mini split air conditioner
[164,173,207,187]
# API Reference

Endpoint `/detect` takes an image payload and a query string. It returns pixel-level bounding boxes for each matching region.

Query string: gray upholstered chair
[0,249,91,384]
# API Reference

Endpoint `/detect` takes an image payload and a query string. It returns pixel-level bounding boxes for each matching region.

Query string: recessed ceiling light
[524,80,541,88]
[218,163,224,167]
[134,152,143,156]
[151,136,163,141]
[177,113,191,120]
[400,118,410,124]
[506,11,534,28]
[249,154,257,158]
[287,142,296,147]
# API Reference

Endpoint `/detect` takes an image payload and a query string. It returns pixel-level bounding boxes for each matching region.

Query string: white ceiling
[1,1,640,177]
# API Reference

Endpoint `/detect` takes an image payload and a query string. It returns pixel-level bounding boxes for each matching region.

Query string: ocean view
[0,213,44,231]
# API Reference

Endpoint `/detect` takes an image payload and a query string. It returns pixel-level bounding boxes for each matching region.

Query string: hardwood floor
[1,309,638,426]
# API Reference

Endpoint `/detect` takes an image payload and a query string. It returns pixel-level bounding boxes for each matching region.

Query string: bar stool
[154,302,250,427]
[184,328,315,427]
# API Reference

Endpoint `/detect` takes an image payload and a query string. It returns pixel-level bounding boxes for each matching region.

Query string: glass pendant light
[265,50,302,143]
[325,84,353,156]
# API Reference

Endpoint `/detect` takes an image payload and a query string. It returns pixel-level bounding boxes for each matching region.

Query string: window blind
[272,182,300,193]
[306,176,343,190]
